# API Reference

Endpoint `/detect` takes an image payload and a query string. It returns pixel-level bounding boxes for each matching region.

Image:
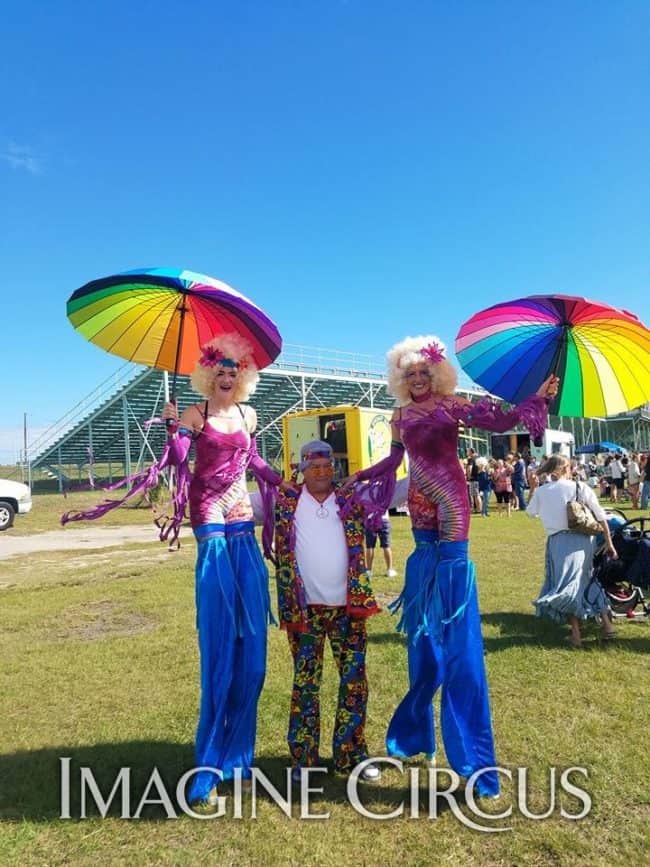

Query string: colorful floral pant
[287,606,369,772]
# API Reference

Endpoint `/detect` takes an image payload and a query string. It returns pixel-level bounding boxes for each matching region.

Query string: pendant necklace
[310,491,330,518]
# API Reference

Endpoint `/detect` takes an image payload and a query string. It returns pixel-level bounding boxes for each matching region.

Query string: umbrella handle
[166,299,185,430]
[165,396,178,431]
[535,373,561,444]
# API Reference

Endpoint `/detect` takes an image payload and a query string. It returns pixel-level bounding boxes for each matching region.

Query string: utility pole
[24,412,32,491]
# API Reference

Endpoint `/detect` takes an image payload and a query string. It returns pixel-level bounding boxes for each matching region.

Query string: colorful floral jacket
[275,482,380,632]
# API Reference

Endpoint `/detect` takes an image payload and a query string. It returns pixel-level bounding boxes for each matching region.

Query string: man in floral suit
[274,440,382,782]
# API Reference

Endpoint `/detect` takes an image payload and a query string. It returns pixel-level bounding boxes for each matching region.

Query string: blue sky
[2,1,649,461]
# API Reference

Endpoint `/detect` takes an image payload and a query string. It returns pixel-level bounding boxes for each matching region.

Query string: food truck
[282,405,408,480]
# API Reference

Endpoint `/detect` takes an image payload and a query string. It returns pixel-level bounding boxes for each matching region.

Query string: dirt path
[0,525,193,560]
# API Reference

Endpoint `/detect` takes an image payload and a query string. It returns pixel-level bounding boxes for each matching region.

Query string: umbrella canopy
[67,268,282,382]
[455,295,650,417]
[575,442,627,455]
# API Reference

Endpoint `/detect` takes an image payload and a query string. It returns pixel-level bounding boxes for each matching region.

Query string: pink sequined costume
[355,392,548,797]
[398,394,548,540]
[182,413,280,803]
[62,407,282,805]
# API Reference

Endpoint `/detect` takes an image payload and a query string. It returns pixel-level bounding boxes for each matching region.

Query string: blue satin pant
[189,521,270,803]
[386,532,499,797]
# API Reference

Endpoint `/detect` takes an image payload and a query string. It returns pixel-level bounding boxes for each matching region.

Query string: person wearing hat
[274,439,384,782]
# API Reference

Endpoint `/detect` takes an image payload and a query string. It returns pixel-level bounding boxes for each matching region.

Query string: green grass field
[1,491,648,866]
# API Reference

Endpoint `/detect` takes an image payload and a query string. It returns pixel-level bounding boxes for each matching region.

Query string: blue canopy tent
[575,441,628,455]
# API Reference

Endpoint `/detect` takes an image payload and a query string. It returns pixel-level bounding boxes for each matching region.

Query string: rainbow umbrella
[67,267,282,392]
[455,295,650,417]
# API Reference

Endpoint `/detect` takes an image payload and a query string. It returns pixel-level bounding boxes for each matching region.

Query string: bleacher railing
[269,343,384,378]
[26,361,143,464]
[25,343,483,465]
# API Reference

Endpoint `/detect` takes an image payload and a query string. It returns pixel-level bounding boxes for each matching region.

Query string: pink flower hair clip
[199,346,225,368]
[421,341,445,364]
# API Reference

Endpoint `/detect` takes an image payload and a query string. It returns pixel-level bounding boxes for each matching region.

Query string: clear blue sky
[2,1,649,461]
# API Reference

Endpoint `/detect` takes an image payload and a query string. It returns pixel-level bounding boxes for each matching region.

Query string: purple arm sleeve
[166,427,193,464]
[248,437,283,485]
[61,429,193,548]
[355,443,405,481]
[341,443,405,531]
[451,394,549,441]
[247,437,282,560]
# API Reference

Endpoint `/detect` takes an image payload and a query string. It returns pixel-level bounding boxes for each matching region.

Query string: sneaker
[385,569,397,578]
[360,763,382,782]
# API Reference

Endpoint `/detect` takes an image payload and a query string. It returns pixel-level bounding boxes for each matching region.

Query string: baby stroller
[591,510,650,619]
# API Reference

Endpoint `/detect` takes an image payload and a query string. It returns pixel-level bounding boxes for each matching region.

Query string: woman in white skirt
[526,455,618,648]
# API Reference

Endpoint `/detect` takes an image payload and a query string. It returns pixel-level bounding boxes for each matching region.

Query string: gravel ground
[0,524,193,560]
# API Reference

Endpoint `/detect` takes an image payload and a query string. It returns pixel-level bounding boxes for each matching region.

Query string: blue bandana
[299,440,333,472]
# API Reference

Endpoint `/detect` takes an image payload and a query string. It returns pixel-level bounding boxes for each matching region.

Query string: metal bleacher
[28,342,650,490]
[32,345,485,487]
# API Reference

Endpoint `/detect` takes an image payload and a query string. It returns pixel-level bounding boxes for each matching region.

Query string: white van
[0,479,33,530]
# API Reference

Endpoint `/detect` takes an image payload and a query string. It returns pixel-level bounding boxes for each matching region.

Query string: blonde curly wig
[387,335,458,405]
[190,333,260,402]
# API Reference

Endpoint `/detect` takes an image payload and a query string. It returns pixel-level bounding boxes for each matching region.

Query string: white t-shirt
[294,489,349,605]
[627,460,641,485]
[526,478,606,536]
[609,460,624,480]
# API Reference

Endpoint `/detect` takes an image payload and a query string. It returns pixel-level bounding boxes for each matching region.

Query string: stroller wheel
[606,584,641,615]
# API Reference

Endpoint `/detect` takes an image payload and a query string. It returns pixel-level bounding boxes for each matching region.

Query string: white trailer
[489,428,574,461]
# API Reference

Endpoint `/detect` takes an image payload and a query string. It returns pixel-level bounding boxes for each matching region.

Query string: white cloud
[1,141,45,175]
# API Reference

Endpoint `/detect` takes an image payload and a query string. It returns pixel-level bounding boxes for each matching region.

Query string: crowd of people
[463,449,650,515]
[461,446,649,652]
[586,452,650,509]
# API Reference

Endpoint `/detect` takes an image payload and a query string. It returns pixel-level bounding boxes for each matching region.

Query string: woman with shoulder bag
[526,454,618,648]
[641,454,650,510]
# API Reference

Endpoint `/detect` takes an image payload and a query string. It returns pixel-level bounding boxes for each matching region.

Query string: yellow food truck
[282,405,408,480]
